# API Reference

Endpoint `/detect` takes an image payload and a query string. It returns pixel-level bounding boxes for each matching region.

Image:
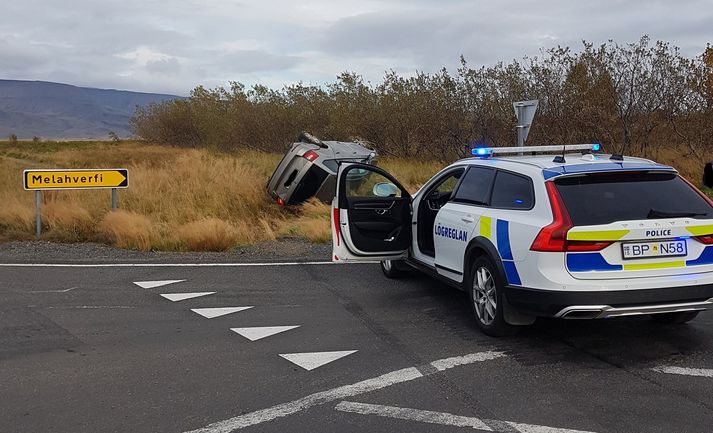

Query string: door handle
[461,216,475,223]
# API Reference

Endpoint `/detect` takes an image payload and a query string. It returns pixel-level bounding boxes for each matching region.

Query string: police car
[331,144,713,336]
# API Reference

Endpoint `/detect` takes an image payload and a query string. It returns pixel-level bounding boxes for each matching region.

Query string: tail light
[303,150,319,162]
[695,235,713,245]
[530,182,612,252]
[276,197,285,206]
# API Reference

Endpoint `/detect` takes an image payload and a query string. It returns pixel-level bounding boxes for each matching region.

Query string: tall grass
[0,140,441,250]
[0,140,707,251]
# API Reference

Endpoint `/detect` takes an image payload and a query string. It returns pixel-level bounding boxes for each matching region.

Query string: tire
[467,256,520,337]
[650,311,699,324]
[380,260,409,278]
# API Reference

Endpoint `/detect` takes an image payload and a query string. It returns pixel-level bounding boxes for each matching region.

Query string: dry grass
[0,140,439,250]
[0,140,707,251]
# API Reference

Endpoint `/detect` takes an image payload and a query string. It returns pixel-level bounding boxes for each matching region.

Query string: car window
[490,171,533,209]
[555,172,713,225]
[345,168,402,198]
[433,171,462,195]
[452,167,495,205]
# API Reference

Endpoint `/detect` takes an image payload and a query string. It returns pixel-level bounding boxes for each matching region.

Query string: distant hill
[0,80,182,139]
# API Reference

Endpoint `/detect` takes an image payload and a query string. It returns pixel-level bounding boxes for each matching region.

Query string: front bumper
[505,283,713,318]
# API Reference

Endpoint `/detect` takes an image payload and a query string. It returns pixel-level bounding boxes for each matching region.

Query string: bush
[131,37,713,161]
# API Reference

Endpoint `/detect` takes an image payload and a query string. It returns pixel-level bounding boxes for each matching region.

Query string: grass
[0,140,709,251]
[0,140,441,251]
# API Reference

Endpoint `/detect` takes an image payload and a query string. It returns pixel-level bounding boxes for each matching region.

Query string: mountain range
[0,79,182,140]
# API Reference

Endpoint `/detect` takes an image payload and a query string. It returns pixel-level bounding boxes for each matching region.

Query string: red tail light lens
[303,150,319,162]
[276,197,285,206]
[695,235,713,244]
[530,182,612,252]
[531,182,572,252]
[565,240,613,251]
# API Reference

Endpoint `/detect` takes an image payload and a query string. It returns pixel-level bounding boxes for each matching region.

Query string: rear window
[452,167,495,205]
[555,172,713,225]
[288,165,329,204]
[490,171,533,209]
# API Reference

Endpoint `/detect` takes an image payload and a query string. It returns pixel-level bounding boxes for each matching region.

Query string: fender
[463,236,507,285]
[463,236,536,325]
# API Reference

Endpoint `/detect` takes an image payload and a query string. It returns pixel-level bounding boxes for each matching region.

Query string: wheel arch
[463,236,506,287]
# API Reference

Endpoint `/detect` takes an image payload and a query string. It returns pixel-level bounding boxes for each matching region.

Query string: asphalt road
[2,257,713,433]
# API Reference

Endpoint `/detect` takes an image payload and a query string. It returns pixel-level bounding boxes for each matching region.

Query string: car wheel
[380,260,409,278]
[468,256,519,337]
[650,311,699,324]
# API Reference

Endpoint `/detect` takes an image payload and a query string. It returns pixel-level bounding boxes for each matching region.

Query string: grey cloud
[0,0,710,95]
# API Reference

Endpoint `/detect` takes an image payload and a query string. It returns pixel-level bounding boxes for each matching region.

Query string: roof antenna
[552,144,566,163]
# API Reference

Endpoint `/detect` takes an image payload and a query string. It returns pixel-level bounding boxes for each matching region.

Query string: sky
[1,0,711,96]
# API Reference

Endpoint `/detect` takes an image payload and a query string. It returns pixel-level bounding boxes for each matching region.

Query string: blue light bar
[472,143,601,156]
[472,147,492,157]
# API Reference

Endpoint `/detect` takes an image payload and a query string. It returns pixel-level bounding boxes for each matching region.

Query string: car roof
[450,153,676,179]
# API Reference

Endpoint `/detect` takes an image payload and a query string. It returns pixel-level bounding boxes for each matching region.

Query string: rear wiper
[647,209,707,219]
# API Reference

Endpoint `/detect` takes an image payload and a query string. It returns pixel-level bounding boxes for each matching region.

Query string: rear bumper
[505,284,713,318]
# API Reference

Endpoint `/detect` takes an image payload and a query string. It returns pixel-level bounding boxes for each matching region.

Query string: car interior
[417,169,464,256]
[339,165,412,253]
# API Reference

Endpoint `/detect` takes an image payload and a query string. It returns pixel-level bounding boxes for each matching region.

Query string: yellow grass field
[0,141,441,250]
[0,141,709,251]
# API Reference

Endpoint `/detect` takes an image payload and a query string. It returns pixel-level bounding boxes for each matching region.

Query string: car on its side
[330,144,713,336]
[267,132,377,206]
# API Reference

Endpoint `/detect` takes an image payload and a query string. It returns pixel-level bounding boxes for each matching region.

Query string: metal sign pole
[516,103,525,148]
[35,190,42,238]
[111,188,118,210]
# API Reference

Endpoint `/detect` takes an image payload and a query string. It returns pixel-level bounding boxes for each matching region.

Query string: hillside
[0,80,182,139]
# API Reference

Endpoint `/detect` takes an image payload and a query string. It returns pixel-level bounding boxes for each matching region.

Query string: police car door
[332,163,412,262]
[433,166,496,282]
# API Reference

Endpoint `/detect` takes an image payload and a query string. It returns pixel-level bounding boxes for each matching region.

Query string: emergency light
[471,143,601,157]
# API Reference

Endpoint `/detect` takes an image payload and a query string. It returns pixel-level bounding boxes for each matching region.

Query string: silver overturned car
[267,132,377,205]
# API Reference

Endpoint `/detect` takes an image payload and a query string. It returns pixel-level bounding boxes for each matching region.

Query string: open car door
[332,163,412,262]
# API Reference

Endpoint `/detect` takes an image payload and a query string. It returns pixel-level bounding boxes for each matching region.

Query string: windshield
[555,172,713,226]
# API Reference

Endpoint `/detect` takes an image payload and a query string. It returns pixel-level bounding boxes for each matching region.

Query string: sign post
[513,100,539,153]
[23,168,129,238]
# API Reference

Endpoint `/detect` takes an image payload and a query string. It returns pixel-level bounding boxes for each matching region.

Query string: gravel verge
[0,238,332,264]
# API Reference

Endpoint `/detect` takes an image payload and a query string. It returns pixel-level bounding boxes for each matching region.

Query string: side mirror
[373,182,399,197]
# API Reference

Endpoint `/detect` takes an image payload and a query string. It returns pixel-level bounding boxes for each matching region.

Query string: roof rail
[472,144,600,157]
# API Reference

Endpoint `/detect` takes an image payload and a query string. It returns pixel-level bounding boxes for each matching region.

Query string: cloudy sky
[2,0,711,95]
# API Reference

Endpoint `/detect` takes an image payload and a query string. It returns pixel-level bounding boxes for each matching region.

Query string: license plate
[621,239,687,260]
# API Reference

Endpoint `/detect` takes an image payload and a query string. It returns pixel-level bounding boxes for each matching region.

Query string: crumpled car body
[267,133,377,205]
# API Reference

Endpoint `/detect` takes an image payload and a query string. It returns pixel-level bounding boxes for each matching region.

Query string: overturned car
[267,132,377,205]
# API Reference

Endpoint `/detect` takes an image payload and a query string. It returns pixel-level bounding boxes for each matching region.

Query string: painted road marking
[160,292,216,302]
[0,261,377,268]
[184,350,505,433]
[133,280,186,289]
[192,307,253,318]
[279,350,357,371]
[28,286,78,293]
[335,401,598,433]
[231,326,300,341]
[652,366,713,378]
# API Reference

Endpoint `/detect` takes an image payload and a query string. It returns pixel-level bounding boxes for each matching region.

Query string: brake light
[303,150,319,162]
[695,235,713,244]
[530,182,614,252]
[531,182,572,252]
[276,197,285,206]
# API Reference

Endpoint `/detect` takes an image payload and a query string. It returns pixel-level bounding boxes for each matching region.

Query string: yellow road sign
[23,169,129,190]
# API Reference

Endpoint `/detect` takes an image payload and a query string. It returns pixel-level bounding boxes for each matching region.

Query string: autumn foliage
[132,37,713,161]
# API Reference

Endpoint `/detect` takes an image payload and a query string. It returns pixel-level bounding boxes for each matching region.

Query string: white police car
[331,144,713,336]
